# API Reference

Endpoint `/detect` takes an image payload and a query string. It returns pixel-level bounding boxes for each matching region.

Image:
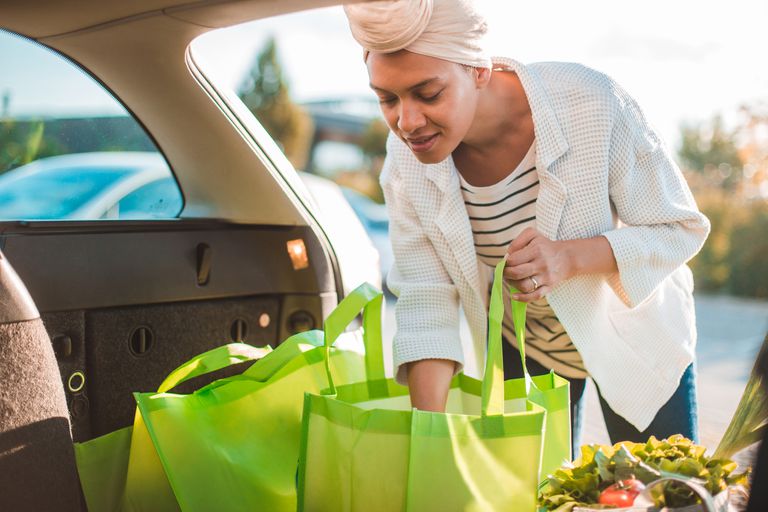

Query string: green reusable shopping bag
[134,283,384,512]
[74,342,272,512]
[297,261,570,511]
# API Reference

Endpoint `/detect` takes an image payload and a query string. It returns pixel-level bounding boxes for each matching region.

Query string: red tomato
[598,479,646,507]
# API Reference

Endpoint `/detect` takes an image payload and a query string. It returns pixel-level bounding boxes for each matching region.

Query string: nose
[397,100,427,134]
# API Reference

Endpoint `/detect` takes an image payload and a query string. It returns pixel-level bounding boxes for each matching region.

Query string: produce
[538,435,750,511]
[715,334,768,460]
[597,478,645,507]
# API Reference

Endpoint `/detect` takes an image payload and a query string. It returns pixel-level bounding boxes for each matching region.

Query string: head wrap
[344,0,491,69]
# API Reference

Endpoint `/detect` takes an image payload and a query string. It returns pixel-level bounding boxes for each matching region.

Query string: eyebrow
[369,77,441,93]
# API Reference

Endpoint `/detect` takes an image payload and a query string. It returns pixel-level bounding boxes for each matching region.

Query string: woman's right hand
[406,359,455,412]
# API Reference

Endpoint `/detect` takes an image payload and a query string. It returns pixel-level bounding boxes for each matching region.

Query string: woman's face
[367,50,485,164]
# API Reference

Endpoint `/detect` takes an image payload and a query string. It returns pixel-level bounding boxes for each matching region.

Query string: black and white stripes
[458,142,588,378]
[460,154,540,267]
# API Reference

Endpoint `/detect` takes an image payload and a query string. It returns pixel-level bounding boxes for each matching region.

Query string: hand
[503,227,573,302]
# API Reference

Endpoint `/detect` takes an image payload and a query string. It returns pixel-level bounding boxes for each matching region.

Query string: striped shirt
[458,141,588,379]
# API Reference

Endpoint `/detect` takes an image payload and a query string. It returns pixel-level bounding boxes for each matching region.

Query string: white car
[0,152,182,220]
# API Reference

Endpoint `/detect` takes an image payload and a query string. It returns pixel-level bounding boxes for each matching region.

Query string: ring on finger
[529,275,540,291]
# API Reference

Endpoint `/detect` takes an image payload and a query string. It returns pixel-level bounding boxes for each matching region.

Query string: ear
[475,66,492,89]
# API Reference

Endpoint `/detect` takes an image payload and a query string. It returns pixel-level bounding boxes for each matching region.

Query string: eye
[419,90,443,103]
[378,96,397,105]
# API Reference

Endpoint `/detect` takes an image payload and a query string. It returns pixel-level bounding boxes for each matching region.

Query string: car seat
[0,250,82,511]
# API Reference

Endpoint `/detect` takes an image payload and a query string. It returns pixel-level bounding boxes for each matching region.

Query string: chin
[410,147,452,165]
[411,153,442,164]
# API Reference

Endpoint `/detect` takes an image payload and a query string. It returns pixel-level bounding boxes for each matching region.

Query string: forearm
[406,359,455,412]
[563,235,618,278]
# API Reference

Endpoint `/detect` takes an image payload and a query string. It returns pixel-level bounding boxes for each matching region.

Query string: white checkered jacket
[380,57,710,430]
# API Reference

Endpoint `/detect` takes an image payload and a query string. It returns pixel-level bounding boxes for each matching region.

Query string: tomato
[598,478,646,507]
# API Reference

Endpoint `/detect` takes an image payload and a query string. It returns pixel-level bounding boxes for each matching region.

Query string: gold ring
[529,276,540,291]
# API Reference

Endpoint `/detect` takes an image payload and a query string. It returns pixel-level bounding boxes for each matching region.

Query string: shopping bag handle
[322,282,385,393]
[156,343,273,393]
[632,477,717,512]
[482,260,535,417]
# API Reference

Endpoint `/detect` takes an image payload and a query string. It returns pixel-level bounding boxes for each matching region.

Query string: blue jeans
[501,338,698,457]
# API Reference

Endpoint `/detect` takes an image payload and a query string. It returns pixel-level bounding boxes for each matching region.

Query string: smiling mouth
[405,134,438,152]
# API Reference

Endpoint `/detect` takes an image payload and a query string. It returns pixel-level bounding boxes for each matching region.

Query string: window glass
[112,177,184,220]
[0,29,182,220]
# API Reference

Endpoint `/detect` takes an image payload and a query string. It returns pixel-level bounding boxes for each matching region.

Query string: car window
[0,29,183,221]
[0,164,133,219]
[111,177,184,220]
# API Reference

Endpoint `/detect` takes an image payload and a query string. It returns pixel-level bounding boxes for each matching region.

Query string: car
[341,186,393,287]
[0,152,183,220]
[297,171,382,296]
[0,1,381,509]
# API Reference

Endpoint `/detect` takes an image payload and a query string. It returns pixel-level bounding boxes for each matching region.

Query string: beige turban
[344,0,492,69]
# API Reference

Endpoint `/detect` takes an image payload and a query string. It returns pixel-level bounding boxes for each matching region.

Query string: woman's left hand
[503,227,573,302]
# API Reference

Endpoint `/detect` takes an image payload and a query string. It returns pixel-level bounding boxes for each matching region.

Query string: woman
[344,0,709,449]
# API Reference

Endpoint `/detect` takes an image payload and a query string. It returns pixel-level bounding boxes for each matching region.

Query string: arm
[600,79,710,307]
[381,139,463,411]
[406,359,455,411]
[505,79,709,306]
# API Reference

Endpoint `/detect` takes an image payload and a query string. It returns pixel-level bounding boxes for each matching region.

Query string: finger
[506,227,539,255]
[511,285,549,303]
[505,277,532,294]
[503,262,536,282]
[505,243,537,267]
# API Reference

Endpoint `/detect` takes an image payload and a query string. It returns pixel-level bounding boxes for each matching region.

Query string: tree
[331,118,389,203]
[359,118,388,163]
[680,103,768,298]
[1,119,46,174]
[238,37,313,170]
[679,115,742,191]
[734,102,768,200]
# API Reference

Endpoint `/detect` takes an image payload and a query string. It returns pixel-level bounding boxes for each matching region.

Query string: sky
[189,0,768,150]
[1,1,767,150]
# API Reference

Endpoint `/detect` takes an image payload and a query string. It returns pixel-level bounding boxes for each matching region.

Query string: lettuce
[538,435,750,510]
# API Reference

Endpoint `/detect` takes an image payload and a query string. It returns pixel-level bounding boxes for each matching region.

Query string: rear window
[0,29,183,221]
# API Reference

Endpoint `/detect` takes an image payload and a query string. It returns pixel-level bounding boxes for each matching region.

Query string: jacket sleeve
[602,80,710,308]
[380,141,464,386]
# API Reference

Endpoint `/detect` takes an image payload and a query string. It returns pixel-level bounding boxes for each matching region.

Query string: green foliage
[1,118,46,172]
[238,36,314,169]
[687,191,734,292]
[681,104,768,298]
[688,189,768,298]
[336,118,389,203]
[1,116,158,174]
[727,202,768,297]
[679,115,742,191]
[539,435,749,511]
[359,119,388,160]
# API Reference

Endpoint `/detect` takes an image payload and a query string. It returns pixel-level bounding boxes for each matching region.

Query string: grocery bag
[134,283,384,512]
[298,260,570,511]
[74,343,272,511]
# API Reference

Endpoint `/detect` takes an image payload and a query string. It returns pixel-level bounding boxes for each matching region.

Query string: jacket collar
[425,57,569,192]
[493,57,570,170]
[420,58,570,312]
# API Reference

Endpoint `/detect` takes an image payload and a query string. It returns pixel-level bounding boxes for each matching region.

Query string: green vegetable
[715,334,768,460]
[538,435,750,511]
